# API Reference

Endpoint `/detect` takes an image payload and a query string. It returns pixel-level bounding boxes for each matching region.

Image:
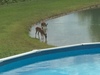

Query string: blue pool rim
[0,42,100,73]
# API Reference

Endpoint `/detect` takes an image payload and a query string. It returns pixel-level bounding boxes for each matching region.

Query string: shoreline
[34,4,100,24]
[0,1,100,58]
[31,3,100,46]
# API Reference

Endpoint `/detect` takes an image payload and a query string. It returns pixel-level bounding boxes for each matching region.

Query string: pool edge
[0,42,100,63]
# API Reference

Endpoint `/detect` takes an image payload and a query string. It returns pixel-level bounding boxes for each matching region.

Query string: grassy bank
[0,0,100,58]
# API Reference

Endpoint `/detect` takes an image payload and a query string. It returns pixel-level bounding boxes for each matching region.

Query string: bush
[0,0,30,5]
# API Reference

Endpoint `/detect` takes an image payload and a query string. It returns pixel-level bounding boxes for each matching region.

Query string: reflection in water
[78,8,100,42]
[30,8,100,46]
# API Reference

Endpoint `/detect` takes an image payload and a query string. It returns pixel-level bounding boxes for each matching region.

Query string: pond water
[29,8,100,46]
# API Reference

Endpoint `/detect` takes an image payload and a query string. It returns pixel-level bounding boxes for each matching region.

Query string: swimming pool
[0,43,100,75]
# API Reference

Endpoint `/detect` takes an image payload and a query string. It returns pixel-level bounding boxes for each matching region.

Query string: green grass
[0,0,100,58]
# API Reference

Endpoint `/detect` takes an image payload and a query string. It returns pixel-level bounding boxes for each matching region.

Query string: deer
[35,27,47,42]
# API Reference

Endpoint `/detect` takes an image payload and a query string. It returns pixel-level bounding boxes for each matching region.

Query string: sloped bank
[0,0,100,58]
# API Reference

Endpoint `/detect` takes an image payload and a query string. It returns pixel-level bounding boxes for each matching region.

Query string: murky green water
[30,8,100,46]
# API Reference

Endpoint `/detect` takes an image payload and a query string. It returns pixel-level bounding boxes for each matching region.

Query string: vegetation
[0,0,29,5]
[0,0,100,58]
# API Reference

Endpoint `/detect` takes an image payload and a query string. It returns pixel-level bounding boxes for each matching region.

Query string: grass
[0,0,100,58]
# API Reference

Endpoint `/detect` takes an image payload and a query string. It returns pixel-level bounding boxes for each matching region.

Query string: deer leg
[37,32,40,39]
[44,34,47,43]
[41,34,44,42]
[35,30,37,38]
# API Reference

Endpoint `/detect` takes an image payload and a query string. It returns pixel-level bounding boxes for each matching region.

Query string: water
[30,8,100,46]
[1,54,100,75]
